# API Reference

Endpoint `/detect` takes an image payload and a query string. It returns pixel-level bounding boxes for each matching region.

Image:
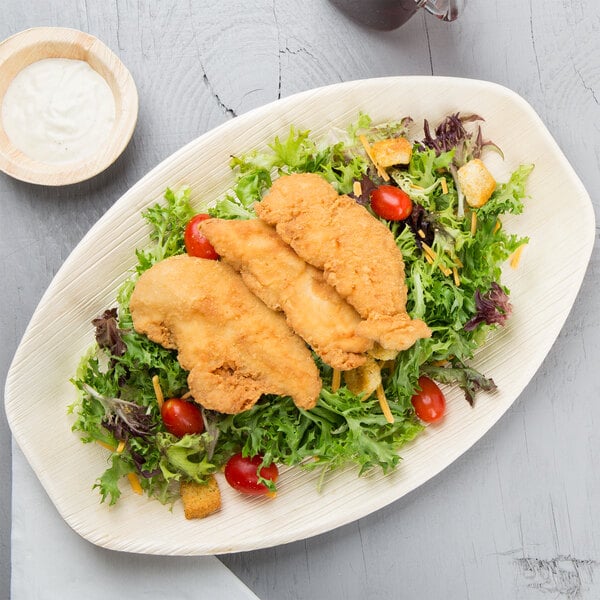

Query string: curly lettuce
[70,113,533,506]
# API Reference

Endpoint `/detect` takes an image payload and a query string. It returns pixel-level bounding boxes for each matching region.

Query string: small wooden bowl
[0,27,138,186]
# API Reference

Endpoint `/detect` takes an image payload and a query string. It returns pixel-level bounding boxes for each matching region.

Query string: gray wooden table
[2,2,599,599]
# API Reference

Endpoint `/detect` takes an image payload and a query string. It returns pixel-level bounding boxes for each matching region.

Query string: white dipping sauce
[1,58,116,164]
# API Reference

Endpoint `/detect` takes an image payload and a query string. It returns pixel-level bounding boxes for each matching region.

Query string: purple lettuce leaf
[420,113,504,165]
[92,308,127,357]
[464,282,513,331]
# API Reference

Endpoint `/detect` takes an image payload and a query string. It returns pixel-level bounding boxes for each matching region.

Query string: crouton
[457,158,496,208]
[368,343,398,361]
[180,475,221,519]
[344,357,382,399]
[370,137,412,168]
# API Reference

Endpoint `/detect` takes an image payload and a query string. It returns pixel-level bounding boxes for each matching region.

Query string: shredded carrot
[452,266,461,286]
[152,375,164,409]
[359,135,389,181]
[510,243,527,268]
[440,177,448,194]
[470,211,477,235]
[353,180,362,196]
[376,384,394,424]
[127,472,143,495]
[331,368,341,392]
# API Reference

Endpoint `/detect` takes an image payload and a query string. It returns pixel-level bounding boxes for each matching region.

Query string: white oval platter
[4,76,595,555]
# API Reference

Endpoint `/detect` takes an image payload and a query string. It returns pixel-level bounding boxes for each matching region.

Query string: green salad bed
[69,112,532,507]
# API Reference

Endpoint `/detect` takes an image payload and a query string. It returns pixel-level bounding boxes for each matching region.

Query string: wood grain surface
[1,1,599,599]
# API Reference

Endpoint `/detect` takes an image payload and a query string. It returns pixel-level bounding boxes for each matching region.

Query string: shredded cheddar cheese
[353,181,362,197]
[440,177,448,195]
[421,242,437,261]
[470,211,477,235]
[452,266,461,287]
[359,135,390,181]
[431,359,450,367]
[96,440,116,452]
[97,440,126,453]
[421,243,454,277]
[152,375,164,409]
[376,384,394,424]
[493,219,502,234]
[439,264,452,277]
[127,472,144,495]
[510,243,527,268]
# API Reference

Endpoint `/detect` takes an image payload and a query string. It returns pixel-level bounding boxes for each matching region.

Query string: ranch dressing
[1,58,115,164]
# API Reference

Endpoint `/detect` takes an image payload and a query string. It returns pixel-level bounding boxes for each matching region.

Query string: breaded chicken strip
[200,218,373,370]
[129,254,321,413]
[256,173,431,352]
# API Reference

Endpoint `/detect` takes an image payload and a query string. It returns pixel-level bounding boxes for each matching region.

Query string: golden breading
[256,173,431,352]
[130,255,321,413]
[200,218,373,371]
[457,158,496,208]
[180,476,221,519]
[370,137,412,168]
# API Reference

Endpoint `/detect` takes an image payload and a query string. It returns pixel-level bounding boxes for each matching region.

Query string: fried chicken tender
[129,254,321,413]
[255,173,431,352]
[200,218,373,370]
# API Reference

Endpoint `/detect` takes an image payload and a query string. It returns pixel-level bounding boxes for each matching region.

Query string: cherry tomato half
[224,453,279,496]
[184,214,219,259]
[161,398,205,437]
[411,376,446,423]
[370,185,413,221]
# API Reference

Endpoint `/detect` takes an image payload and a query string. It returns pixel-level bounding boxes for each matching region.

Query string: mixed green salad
[69,112,533,508]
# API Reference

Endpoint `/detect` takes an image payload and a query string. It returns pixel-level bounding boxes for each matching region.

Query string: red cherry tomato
[411,376,446,423]
[184,214,219,259]
[370,185,413,221]
[161,398,205,437]
[224,453,279,496]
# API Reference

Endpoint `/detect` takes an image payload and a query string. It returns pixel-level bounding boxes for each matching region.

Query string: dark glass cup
[330,0,466,31]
